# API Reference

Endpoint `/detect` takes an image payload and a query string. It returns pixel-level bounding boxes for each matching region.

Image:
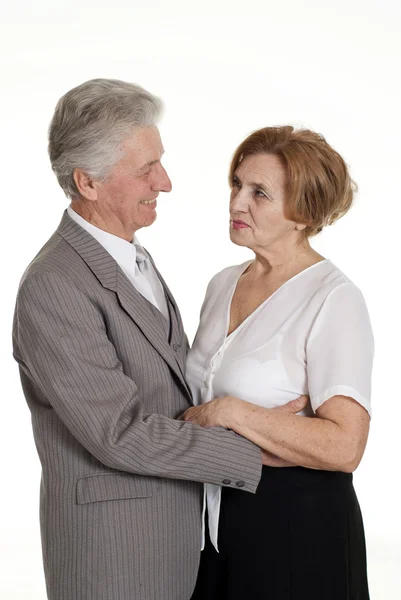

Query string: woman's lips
[232,220,250,230]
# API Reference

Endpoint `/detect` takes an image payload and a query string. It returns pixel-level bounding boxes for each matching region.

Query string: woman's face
[229,153,304,251]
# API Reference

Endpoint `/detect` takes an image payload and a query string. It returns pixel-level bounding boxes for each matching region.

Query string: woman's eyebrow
[248,179,274,196]
[234,172,273,194]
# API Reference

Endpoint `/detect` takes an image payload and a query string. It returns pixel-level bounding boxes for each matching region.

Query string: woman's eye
[232,178,241,188]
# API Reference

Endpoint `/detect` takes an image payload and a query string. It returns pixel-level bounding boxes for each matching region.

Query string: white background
[1,1,400,598]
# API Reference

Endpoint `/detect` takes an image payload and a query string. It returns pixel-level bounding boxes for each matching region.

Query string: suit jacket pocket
[76,472,160,504]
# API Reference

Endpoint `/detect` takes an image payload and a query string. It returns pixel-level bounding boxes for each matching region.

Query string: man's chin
[144,212,157,227]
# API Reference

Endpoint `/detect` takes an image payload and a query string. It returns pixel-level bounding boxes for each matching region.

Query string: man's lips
[140,198,157,207]
[231,219,250,230]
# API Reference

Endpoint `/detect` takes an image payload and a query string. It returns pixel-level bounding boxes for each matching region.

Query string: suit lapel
[147,256,186,342]
[146,253,193,401]
[57,210,191,399]
[116,270,191,397]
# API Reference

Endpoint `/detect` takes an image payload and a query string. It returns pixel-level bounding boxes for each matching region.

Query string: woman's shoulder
[311,260,362,296]
[309,261,371,322]
[294,260,371,322]
[205,260,253,297]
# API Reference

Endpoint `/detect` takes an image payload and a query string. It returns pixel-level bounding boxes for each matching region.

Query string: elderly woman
[184,126,373,600]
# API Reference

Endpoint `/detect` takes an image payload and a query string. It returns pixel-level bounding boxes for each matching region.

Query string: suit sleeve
[13,272,261,493]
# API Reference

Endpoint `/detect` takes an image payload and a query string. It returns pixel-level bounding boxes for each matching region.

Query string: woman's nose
[230,189,248,212]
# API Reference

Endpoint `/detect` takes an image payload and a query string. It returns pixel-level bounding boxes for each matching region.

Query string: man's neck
[69,201,135,242]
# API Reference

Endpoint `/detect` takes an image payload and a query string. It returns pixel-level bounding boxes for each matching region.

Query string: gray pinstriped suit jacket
[12,211,261,600]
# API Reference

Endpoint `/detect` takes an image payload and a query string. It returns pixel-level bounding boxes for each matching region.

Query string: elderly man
[11,79,262,600]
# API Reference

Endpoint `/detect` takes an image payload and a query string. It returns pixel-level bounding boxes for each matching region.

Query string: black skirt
[191,466,369,600]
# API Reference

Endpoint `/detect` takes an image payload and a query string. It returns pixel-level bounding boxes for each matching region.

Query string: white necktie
[132,245,160,308]
[134,244,169,322]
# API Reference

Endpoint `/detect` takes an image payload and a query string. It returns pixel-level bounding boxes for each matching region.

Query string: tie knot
[134,243,148,264]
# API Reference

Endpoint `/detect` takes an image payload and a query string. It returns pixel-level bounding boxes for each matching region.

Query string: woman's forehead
[236,154,285,187]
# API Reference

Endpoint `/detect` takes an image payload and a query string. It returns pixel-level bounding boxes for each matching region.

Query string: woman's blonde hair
[229,126,357,236]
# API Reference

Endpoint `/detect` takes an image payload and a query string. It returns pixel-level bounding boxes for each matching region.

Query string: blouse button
[236,480,245,488]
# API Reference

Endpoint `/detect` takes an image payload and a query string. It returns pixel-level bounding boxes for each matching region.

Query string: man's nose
[153,164,172,193]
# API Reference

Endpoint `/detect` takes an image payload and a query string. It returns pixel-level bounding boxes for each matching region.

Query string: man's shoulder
[18,231,88,293]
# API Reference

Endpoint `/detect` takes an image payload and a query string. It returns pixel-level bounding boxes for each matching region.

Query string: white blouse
[186,259,374,551]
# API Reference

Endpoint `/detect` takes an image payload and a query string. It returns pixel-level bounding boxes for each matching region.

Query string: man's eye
[254,189,266,198]
[232,178,241,187]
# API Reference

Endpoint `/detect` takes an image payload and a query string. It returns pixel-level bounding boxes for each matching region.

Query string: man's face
[96,126,172,237]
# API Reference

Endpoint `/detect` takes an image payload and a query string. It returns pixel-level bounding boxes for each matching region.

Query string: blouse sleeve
[306,283,374,416]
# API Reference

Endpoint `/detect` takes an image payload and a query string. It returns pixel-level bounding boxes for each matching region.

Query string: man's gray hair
[48,78,163,198]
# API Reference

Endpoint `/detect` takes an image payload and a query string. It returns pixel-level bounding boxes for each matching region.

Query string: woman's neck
[249,242,325,282]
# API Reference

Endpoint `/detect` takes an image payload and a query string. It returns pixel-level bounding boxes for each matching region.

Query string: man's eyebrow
[138,150,165,173]
[139,159,160,171]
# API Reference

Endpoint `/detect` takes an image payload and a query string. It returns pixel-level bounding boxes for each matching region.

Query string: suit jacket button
[173,343,181,351]
[236,480,245,488]
[222,479,231,485]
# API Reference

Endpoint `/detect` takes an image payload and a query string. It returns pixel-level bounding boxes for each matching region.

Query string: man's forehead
[122,126,162,150]
[120,127,165,168]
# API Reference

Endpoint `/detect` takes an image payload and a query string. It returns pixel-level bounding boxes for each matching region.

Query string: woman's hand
[181,396,307,468]
[180,396,241,429]
[181,394,308,430]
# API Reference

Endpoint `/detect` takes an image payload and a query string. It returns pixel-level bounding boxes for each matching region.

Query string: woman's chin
[229,229,250,246]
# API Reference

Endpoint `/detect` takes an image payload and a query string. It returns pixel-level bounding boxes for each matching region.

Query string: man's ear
[73,168,98,201]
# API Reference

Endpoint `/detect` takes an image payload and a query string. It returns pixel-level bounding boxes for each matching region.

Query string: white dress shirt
[67,206,169,323]
[186,259,374,551]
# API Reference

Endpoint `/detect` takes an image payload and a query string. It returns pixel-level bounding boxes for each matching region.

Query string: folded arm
[13,272,261,491]
[183,282,373,473]
[183,394,370,472]
[228,395,369,472]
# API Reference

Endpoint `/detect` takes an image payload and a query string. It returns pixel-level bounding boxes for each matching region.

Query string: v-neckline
[224,258,329,340]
